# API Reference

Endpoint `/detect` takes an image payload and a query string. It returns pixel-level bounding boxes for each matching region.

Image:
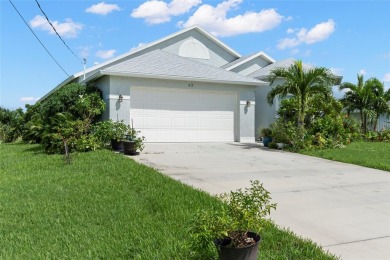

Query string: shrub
[270,119,294,144]
[23,84,106,154]
[0,107,24,143]
[73,134,100,152]
[365,129,390,142]
[259,127,272,138]
[268,141,278,149]
[310,115,345,139]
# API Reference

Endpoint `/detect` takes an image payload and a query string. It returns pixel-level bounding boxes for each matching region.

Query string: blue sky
[1,0,389,110]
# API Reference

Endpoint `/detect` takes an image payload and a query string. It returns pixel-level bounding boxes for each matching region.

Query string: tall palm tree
[366,78,390,130]
[267,60,335,128]
[339,75,377,133]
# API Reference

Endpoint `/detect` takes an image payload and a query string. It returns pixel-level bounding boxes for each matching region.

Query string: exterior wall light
[118,94,123,102]
[246,100,251,107]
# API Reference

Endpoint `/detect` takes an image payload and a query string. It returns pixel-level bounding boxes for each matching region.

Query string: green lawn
[0,143,337,259]
[302,142,390,172]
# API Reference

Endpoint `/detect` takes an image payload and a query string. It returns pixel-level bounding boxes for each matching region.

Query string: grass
[301,141,390,172]
[0,143,337,259]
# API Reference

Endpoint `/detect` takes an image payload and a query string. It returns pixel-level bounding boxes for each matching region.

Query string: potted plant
[122,124,145,155]
[188,180,276,260]
[110,121,128,151]
[259,128,272,147]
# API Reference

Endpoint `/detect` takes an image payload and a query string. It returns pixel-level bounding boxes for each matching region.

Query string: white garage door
[130,87,236,142]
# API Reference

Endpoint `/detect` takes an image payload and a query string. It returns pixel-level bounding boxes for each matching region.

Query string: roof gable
[76,25,241,80]
[40,26,243,101]
[223,51,275,71]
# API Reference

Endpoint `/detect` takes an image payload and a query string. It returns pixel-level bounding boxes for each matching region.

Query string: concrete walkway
[133,143,390,260]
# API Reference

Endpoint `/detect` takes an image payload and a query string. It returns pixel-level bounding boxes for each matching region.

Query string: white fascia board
[86,70,265,87]
[225,51,276,71]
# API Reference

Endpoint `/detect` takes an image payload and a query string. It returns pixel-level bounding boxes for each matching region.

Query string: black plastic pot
[111,139,123,151]
[123,140,137,155]
[214,232,261,260]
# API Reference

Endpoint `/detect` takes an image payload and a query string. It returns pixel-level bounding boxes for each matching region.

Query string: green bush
[365,129,390,142]
[73,135,100,152]
[0,107,24,143]
[258,127,272,138]
[92,120,131,148]
[22,84,106,154]
[310,115,345,138]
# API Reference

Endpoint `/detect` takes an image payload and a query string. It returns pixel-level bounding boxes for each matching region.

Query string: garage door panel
[132,117,144,128]
[131,87,235,142]
[158,118,172,128]
[185,118,198,128]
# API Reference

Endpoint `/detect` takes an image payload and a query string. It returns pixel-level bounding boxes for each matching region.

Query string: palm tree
[366,78,390,130]
[267,60,335,128]
[339,75,381,133]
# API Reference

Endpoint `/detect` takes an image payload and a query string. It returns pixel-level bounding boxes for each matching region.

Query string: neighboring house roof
[222,51,275,70]
[87,50,263,86]
[248,58,343,84]
[248,58,311,79]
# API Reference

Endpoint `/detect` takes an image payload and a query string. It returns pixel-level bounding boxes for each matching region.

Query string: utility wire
[34,0,82,64]
[8,0,69,76]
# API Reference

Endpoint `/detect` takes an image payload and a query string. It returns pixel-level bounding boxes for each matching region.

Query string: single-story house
[41,25,341,142]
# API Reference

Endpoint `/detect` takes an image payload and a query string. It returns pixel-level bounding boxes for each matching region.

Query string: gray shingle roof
[248,58,315,79]
[101,50,262,85]
[220,54,254,69]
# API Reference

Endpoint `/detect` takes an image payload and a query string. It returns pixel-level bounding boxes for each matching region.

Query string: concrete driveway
[133,142,390,260]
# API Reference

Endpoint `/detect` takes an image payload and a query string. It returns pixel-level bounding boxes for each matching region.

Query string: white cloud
[277,37,300,49]
[359,69,366,75]
[86,2,120,15]
[96,49,116,59]
[131,0,201,24]
[286,28,295,34]
[384,72,390,82]
[277,19,335,49]
[29,15,83,38]
[20,97,40,103]
[179,0,283,37]
[79,46,90,58]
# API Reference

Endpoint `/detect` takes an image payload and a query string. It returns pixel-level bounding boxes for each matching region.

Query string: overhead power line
[8,0,69,76]
[34,0,82,64]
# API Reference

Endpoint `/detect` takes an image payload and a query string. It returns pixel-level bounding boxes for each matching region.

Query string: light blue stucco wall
[254,79,283,135]
[96,75,256,142]
[93,76,110,121]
